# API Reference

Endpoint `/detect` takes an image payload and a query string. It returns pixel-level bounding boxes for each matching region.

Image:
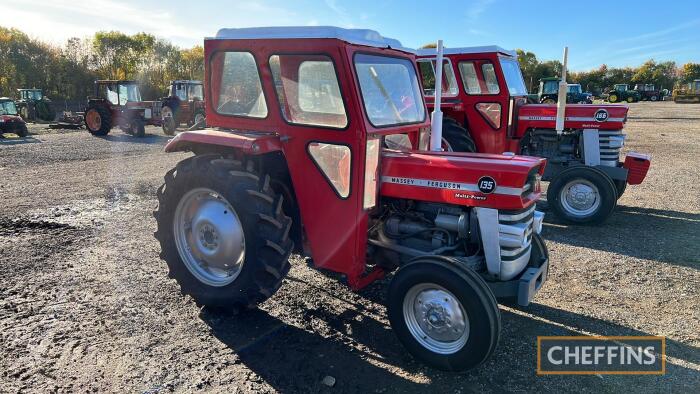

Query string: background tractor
[154,27,550,372]
[530,77,592,104]
[0,97,28,137]
[673,79,700,103]
[84,80,160,137]
[606,83,640,103]
[160,80,206,135]
[417,46,651,224]
[15,88,55,122]
[633,84,663,101]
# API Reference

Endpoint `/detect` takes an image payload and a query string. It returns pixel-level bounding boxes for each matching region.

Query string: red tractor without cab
[84,80,160,137]
[154,27,550,371]
[417,46,651,224]
[160,80,206,135]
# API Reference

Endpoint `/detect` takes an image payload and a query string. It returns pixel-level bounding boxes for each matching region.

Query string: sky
[2,0,699,71]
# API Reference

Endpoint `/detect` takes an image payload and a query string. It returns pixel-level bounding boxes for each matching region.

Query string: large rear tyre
[548,167,617,224]
[161,106,176,135]
[84,106,112,136]
[388,256,500,371]
[542,97,556,104]
[154,155,293,310]
[441,118,476,152]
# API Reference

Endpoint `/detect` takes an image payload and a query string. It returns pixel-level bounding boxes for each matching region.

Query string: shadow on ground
[538,202,700,268]
[199,275,700,393]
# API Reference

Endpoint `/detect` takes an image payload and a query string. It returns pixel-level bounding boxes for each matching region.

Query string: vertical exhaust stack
[430,40,444,151]
[555,47,568,135]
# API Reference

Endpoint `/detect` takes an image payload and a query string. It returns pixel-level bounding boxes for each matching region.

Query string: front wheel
[608,94,618,103]
[154,155,293,310]
[626,96,635,103]
[17,123,28,138]
[161,106,176,135]
[614,179,627,199]
[388,256,500,371]
[548,167,617,224]
[132,118,145,138]
[650,95,658,101]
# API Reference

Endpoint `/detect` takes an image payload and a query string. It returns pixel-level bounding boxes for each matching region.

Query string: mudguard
[164,128,283,155]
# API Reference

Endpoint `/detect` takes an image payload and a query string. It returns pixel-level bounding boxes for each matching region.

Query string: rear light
[363,138,380,209]
[476,103,501,129]
[418,127,430,150]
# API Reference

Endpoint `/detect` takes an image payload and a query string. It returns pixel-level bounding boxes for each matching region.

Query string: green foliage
[515,49,562,92]
[0,26,204,101]
[680,63,700,83]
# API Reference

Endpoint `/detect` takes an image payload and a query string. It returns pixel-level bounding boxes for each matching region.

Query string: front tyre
[608,94,618,103]
[548,167,617,224]
[161,106,176,135]
[154,155,293,310]
[388,256,500,371]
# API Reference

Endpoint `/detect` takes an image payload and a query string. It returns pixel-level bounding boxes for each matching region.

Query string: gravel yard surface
[1,101,698,393]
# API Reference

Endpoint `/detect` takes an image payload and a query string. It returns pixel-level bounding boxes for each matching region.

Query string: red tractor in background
[154,27,550,372]
[84,80,161,137]
[160,80,206,135]
[417,46,651,224]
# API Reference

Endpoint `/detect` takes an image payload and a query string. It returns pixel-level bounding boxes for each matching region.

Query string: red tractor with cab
[154,27,550,372]
[160,80,206,135]
[417,46,651,224]
[84,80,161,137]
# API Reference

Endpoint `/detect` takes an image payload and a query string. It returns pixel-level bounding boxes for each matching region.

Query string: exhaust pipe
[555,46,568,135]
[430,40,444,151]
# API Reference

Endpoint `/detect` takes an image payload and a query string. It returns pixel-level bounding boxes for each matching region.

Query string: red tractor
[84,80,160,137]
[154,27,550,371]
[160,80,206,135]
[417,46,651,224]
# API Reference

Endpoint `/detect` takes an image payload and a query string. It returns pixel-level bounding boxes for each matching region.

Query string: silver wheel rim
[403,283,469,354]
[173,188,245,287]
[559,179,600,217]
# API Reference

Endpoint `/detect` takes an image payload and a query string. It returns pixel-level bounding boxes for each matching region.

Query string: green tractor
[528,77,592,104]
[672,80,700,103]
[607,84,640,103]
[15,89,56,122]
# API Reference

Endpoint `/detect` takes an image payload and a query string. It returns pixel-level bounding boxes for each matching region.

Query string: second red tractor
[417,46,651,224]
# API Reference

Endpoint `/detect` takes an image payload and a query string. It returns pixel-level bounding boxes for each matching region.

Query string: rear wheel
[608,94,618,103]
[548,167,617,224]
[388,256,500,371]
[542,97,556,104]
[161,106,176,135]
[650,95,658,101]
[440,118,476,152]
[84,106,111,136]
[154,155,293,310]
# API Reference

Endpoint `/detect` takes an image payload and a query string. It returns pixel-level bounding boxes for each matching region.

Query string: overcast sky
[2,0,699,71]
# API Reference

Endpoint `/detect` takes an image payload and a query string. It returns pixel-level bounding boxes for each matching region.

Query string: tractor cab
[155,27,549,372]
[160,80,205,135]
[15,88,54,121]
[614,83,629,92]
[608,83,640,103]
[93,80,143,106]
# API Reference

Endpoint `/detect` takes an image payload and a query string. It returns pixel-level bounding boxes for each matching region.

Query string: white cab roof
[211,26,413,53]
[416,45,517,57]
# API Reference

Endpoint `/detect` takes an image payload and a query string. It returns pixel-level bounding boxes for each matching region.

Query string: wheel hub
[403,284,469,354]
[173,188,245,287]
[560,179,600,217]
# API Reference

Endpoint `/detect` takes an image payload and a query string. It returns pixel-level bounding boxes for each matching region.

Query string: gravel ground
[1,102,699,393]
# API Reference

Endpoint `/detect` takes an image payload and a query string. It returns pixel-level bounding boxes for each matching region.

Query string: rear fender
[164,128,283,155]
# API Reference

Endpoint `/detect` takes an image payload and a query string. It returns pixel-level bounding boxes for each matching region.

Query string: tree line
[516,49,700,95]
[0,26,203,102]
[3,26,700,102]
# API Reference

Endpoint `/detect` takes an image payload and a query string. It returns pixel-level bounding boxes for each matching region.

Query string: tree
[680,63,700,83]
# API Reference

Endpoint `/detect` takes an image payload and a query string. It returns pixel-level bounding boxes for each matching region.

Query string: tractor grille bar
[598,130,625,167]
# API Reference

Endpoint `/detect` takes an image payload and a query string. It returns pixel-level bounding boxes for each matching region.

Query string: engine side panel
[516,104,628,137]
